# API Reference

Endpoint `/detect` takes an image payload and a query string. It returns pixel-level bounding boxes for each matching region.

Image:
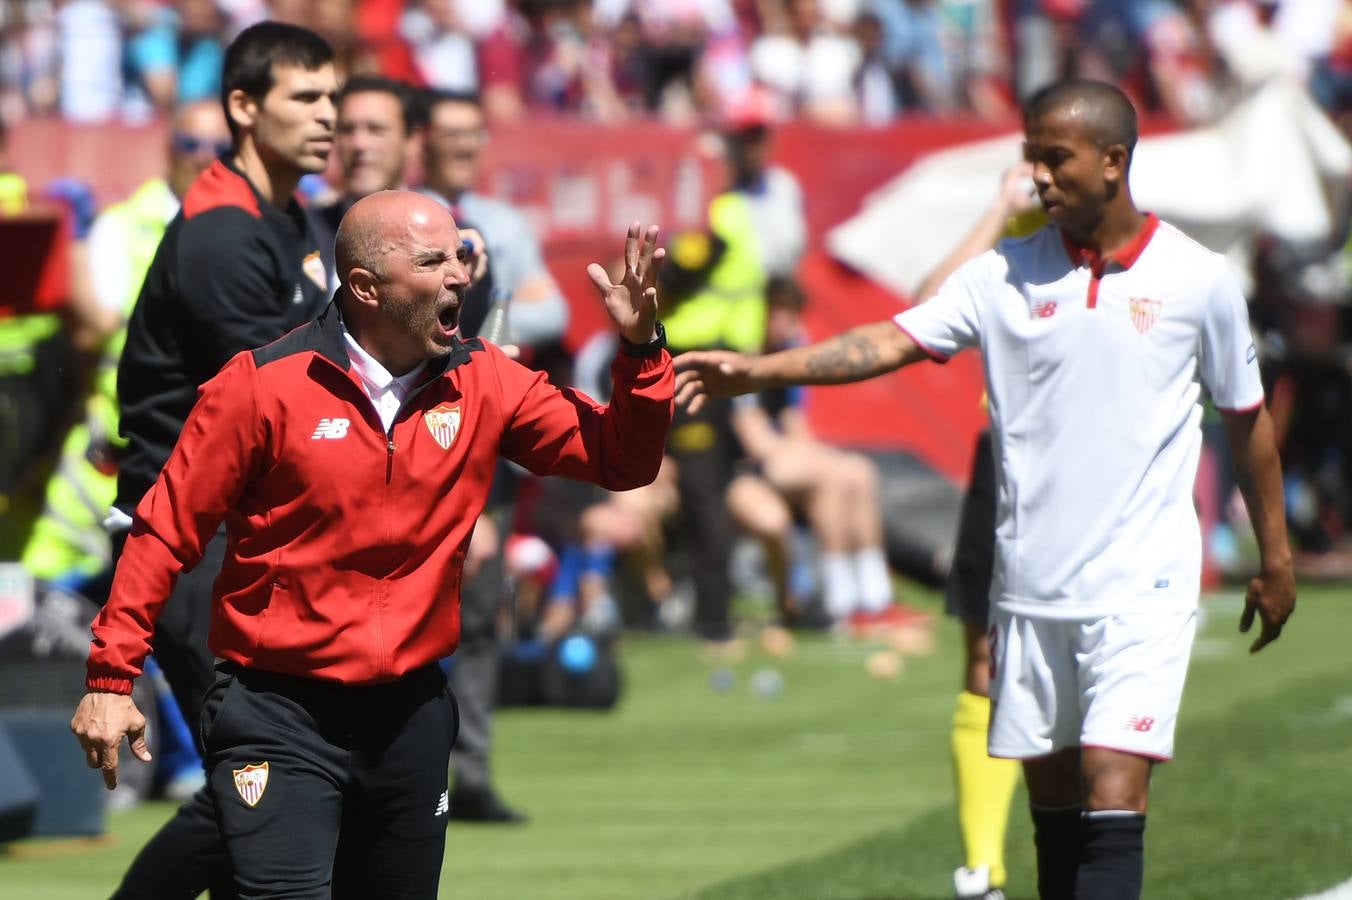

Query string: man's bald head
[1023,79,1138,163]
[168,99,232,198]
[335,189,470,375]
[173,99,229,138]
[335,190,454,285]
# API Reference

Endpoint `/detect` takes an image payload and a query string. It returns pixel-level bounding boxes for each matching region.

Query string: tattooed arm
[673,321,928,412]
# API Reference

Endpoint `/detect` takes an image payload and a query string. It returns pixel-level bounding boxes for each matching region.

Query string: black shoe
[447,787,528,824]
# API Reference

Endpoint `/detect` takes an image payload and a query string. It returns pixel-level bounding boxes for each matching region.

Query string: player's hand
[71,691,152,789]
[997,163,1038,216]
[1239,563,1296,653]
[587,222,664,345]
[673,350,757,414]
[458,228,490,284]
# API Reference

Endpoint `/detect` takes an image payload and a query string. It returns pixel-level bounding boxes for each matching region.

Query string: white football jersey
[896,216,1263,618]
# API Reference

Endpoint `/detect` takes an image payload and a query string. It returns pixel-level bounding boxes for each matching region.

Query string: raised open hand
[587,223,665,345]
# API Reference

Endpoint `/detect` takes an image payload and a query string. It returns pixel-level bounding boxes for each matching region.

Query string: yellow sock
[952,690,1019,887]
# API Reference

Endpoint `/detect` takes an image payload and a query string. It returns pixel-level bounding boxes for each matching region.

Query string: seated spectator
[725,277,902,632]
[56,0,122,122]
[750,0,861,124]
[519,331,687,631]
[123,0,228,112]
[866,0,955,113]
[400,0,478,92]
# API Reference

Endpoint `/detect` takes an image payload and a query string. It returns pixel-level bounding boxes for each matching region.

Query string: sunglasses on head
[173,133,232,157]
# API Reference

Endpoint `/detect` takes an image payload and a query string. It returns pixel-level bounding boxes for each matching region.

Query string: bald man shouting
[72,191,672,899]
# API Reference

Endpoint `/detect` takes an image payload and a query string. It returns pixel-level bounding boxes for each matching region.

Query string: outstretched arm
[501,222,673,491]
[1221,404,1295,652]
[674,321,929,413]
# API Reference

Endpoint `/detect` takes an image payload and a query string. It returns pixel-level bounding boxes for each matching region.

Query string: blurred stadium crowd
[0,0,1347,128]
[2,0,1352,815]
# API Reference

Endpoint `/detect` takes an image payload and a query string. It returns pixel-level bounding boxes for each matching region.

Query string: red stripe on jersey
[1061,213,1161,308]
[183,159,262,220]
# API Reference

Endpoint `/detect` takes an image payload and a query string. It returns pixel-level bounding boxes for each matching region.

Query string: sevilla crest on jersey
[424,403,462,450]
[1129,297,1162,334]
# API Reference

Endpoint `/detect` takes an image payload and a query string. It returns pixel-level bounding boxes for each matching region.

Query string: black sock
[1076,811,1146,900]
[1031,804,1083,900]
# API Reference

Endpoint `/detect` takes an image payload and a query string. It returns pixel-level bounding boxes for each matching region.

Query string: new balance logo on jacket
[311,418,350,440]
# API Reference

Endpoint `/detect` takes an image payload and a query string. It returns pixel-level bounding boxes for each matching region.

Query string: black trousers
[199,663,458,900]
[665,391,735,641]
[112,528,236,900]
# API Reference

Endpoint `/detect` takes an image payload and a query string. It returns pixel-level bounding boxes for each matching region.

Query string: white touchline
[1295,877,1352,900]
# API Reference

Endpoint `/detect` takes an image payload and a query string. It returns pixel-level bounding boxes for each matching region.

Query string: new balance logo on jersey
[435,790,449,816]
[1031,300,1058,319]
[311,418,350,440]
[1127,715,1155,733]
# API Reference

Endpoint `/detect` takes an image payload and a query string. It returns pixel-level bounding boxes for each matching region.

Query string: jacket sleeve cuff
[86,674,135,695]
[619,321,667,357]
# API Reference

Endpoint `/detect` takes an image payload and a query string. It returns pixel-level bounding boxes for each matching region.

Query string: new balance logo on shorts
[311,418,350,440]
[435,790,449,817]
[1127,715,1155,733]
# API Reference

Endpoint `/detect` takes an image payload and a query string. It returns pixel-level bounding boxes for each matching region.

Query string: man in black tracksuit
[108,21,337,900]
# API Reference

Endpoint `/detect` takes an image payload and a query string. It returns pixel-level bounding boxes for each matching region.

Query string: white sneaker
[953,865,1006,900]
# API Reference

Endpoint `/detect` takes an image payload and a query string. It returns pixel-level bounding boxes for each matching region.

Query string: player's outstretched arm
[674,320,926,413]
[1221,404,1296,652]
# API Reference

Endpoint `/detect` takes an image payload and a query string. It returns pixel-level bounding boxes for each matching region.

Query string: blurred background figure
[726,277,900,633]
[308,73,422,283]
[20,99,229,599]
[420,85,568,824]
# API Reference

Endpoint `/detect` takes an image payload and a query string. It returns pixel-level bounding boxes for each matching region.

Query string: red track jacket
[87,305,673,692]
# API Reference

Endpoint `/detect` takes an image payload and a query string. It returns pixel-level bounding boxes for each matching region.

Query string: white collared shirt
[895,217,1263,618]
[341,319,426,433]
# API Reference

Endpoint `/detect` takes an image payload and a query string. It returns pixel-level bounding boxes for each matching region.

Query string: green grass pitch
[4,585,1349,899]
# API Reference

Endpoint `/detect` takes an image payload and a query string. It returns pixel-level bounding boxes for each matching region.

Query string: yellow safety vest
[21,179,174,580]
[663,191,768,353]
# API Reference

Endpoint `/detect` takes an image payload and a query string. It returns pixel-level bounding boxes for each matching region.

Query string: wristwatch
[619,321,667,358]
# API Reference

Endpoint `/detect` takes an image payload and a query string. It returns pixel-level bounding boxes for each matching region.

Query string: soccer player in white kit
[671,79,1296,899]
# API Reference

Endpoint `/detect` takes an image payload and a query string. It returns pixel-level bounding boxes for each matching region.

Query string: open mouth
[437,303,460,333]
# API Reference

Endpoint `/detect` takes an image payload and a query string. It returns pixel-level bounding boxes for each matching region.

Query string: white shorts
[987,607,1197,761]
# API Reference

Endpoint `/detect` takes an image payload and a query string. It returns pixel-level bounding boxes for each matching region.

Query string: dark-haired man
[674,79,1296,899]
[310,75,421,286]
[421,89,567,347]
[105,20,337,900]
